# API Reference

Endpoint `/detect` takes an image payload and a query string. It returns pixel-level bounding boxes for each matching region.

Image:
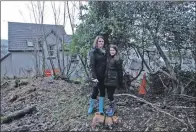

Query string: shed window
[48,45,55,56]
[27,40,33,47]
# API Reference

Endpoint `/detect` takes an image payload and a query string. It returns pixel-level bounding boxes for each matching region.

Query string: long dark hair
[109,44,120,61]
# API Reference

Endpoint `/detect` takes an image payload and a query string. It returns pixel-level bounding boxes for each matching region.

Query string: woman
[104,44,123,116]
[88,36,107,114]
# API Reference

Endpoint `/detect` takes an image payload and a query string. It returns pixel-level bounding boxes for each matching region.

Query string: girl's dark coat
[104,56,123,87]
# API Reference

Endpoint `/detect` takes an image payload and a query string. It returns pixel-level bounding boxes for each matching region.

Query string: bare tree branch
[67,1,74,34]
[61,1,66,76]
[114,93,188,126]
[30,1,38,23]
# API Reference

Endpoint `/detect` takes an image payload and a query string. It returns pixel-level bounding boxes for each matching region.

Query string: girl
[104,44,123,116]
[88,36,107,114]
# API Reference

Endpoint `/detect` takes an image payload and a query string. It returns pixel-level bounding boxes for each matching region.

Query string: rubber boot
[88,98,96,114]
[98,97,104,114]
[106,100,116,116]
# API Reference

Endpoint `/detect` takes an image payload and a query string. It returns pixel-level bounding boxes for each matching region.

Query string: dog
[92,112,119,128]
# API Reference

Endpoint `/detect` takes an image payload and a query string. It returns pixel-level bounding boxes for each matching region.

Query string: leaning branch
[114,93,188,126]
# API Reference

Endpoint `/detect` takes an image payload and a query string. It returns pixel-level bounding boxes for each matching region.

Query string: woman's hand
[92,78,99,83]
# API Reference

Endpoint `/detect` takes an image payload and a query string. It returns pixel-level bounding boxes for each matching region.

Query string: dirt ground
[1,77,196,131]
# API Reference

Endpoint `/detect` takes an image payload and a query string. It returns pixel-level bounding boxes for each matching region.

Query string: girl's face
[97,38,104,48]
[110,47,116,56]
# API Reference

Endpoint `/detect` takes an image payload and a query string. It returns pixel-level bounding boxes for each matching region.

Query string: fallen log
[114,93,188,126]
[1,105,36,124]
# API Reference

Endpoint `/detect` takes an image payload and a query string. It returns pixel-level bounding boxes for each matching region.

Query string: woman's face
[110,47,116,56]
[97,38,104,48]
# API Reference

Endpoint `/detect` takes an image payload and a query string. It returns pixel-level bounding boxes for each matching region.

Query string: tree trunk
[194,2,196,72]
[51,2,62,76]
[42,42,45,77]
[61,1,66,76]
[49,59,56,77]
[137,48,152,73]
[153,35,177,93]
[41,28,56,77]
[35,42,39,77]
[194,54,196,72]
[66,57,72,78]
[41,1,45,77]
[67,1,74,34]
[56,40,62,75]
[178,49,182,70]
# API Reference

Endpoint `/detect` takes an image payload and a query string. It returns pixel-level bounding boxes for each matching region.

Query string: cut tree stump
[1,105,36,124]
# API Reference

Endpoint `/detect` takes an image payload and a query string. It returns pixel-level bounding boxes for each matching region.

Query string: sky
[1,1,87,40]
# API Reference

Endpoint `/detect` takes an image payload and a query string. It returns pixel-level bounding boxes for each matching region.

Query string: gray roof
[8,22,72,51]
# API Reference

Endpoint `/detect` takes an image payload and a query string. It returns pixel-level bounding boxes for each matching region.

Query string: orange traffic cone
[138,73,147,95]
